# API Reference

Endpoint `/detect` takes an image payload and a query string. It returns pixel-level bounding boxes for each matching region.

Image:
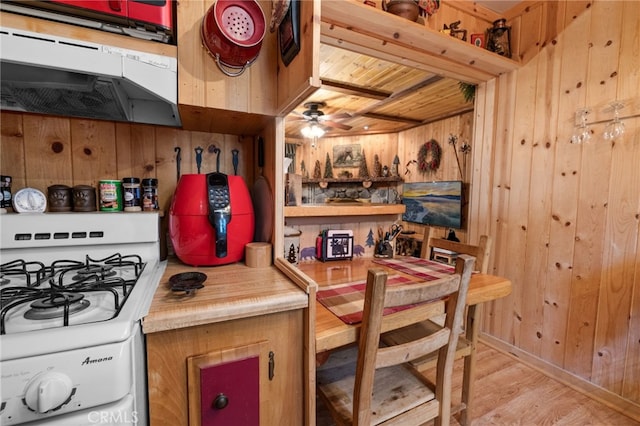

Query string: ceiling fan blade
[287,116,309,122]
[322,120,352,130]
[321,112,352,121]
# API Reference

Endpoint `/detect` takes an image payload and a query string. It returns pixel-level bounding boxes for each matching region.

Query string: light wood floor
[316,342,639,425]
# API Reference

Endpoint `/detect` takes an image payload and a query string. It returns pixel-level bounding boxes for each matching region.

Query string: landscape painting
[401,181,463,229]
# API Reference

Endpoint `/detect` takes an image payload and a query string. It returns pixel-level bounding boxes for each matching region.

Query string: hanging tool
[213,147,221,172]
[231,149,239,175]
[174,147,182,182]
[195,146,203,174]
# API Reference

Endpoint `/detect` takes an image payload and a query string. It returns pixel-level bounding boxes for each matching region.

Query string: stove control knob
[24,372,74,413]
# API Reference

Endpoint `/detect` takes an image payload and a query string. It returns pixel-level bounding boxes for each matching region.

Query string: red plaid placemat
[317,257,456,325]
[372,256,455,279]
[316,275,414,324]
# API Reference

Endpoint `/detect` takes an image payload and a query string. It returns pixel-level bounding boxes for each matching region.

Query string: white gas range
[0,212,166,425]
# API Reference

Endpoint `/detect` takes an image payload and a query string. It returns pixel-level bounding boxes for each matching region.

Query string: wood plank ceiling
[284,43,474,139]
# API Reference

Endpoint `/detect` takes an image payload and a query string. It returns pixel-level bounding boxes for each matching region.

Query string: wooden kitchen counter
[142,257,308,334]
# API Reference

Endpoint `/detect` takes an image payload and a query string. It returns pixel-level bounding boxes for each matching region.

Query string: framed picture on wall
[279,0,301,66]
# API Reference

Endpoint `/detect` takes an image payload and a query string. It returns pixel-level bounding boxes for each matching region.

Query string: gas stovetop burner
[72,264,117,281]
[24,293,90,320]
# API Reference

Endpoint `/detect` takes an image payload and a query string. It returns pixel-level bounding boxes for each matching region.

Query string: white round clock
[12,188,47,213]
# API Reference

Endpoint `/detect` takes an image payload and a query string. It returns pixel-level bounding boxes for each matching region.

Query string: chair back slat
[421,227,492,273]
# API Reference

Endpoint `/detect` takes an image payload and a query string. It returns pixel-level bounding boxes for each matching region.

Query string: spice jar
[141,178,159,211]
[122,177,141,212]
[1,175,12,210]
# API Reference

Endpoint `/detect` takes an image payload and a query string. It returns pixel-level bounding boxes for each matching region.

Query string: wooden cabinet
[146,310,304,426]
[187,342,265,425]
[176,0,319,134]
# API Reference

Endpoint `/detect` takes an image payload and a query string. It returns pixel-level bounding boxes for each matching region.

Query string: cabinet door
[276,0,320,115]
[188,341,268,426]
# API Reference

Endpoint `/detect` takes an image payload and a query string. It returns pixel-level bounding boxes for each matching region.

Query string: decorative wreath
[417,139,442,172]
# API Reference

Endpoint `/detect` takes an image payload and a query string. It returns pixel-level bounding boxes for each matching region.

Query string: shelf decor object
[486,18,512,58]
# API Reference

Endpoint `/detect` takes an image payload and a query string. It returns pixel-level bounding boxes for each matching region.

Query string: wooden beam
[320,78,391,100]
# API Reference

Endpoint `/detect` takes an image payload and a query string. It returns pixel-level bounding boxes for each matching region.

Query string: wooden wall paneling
[0,113,26,190]
[115,123,134,179]
[130,125,157,179]
[70,119,117,186]
[501,61,537,350]
[468,84,494,245]
[580,1,624,394]
[176,0,206,108]
[551,8,592,380]
[484,71,517,341]
[525,32,560,361]
[23,115,71,193]
[514,1,543,64]
[619,1,640,403]
[627,131,640,401]
[603,115,640,397]
[154,128,184,214]
[563,1,593,27]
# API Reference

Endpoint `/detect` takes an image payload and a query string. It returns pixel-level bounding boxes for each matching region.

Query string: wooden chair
[420,227,491,274]
[382,227,492,425]
[316,255,475,426]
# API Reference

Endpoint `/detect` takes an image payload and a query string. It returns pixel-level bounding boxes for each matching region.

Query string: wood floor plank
[316,342,639,425]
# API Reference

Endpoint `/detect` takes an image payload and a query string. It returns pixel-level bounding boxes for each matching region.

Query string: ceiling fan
[291,101,353,133]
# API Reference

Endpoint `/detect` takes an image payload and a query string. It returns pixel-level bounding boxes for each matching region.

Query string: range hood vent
[0,26,181,127]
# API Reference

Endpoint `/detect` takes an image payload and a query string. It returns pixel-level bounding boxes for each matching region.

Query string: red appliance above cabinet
[1,0,175,43]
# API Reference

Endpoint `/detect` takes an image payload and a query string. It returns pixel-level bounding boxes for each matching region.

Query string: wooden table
[296,257,512,425]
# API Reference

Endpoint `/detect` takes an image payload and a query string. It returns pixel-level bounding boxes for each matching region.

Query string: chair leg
[460,304,480,426]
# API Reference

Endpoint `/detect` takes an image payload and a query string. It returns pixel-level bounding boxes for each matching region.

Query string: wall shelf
[303,176,402,189]
[284,203,405,218]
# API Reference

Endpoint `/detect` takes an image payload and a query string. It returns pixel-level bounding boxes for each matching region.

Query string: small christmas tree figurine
[286,243,298,264]
[313,160,322,179]
[300,160,308,178]
[324,153,334,179]
[358,151,370,179]
[373,154,382,178]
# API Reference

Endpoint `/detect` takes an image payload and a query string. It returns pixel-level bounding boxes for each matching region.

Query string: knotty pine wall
[0,112,254,216]
[473,0,640,417]
[287,111,472,255]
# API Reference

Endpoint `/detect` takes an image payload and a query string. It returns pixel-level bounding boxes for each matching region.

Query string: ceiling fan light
[301,124,325,138]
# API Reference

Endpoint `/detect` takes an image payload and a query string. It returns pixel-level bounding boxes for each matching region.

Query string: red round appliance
[169,174,255,267]
[201,0,266,77]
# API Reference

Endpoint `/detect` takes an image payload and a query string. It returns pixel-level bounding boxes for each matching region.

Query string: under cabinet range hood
[0,26,181,127]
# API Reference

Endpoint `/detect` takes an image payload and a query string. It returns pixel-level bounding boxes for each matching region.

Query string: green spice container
[99,180,123,212]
